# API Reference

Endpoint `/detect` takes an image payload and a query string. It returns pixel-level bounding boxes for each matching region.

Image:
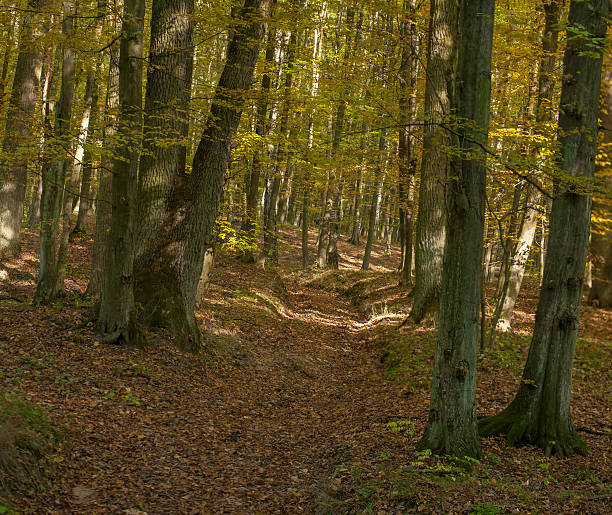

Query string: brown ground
[0,226,610,514]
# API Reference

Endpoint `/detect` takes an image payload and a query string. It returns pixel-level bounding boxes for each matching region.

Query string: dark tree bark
[417,0,495,458]
[0,0,45,257]
[134,0,272,350]
[96,0,146,344]
[135,0,194,253]
[479,0,608,458]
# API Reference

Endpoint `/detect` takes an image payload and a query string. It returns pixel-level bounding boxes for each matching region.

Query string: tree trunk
[241,28,275,262]
[362,131,386,271]
[135,0,194,255]
[34,0,76,303]
[86,38,120,300]
[410,0,457,319]
[397,0,419,287]
[417,0,495,459]
[134,0,272,350]
[96,0,146,344]
[0,0,45,257]
[494,0,561,331]
[479,0,608,458]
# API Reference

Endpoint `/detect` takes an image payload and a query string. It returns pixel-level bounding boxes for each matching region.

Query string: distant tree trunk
[495,0,561,332]
[34,0,76,303]
[96,0,146,344]
[73,81,100,234]
[86,39,119,300]
[241,28,275,262]
[134,0,272,350]
[0,0,45,257]
[479,0,608,457]
[135,0,194,254]
[348,162,364,245]
[588,68,612,308]
[417,0,495,459]
[410,0,457,318]
[262,29,295,264]
[362,131,386,271]
[397,0,419,286]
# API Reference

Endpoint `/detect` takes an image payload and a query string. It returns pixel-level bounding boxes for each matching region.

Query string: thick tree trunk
[410,0,457,320]
[135,0,194,254]
[0,0,45,257]
[96,0,146,344]
[134,0,272,350]
[34,0,76,303]
[417,0,495,458]
[479,0,608,457]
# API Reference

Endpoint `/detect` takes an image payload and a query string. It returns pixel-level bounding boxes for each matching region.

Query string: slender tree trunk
[589,70,612,308]
[362,131,386,270]
[495,1,562,331]
[134,0,272,350]
[241,28,275,262]
[0,0,45,257]
[479,0,608,457]
[96,0,146,344]
[34,0,76,303]
[397,0,419,286]
[417,0,495,458]
[86,38,120,299]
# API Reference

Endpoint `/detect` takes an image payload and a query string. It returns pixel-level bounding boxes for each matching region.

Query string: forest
[0,0,611,512]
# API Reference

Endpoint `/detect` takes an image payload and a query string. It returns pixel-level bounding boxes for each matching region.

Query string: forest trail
[2,229,611,514]
[0,229,418,513]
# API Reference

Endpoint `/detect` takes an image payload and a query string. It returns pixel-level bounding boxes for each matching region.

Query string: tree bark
[0,0,45,257]
[135,0,194,254]
[410,0,458,320]
[479,0,608,457]
[417,0,495,459]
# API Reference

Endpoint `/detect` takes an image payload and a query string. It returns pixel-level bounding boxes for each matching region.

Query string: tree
[417,0,495,458]
[479,0,609,457]
[134,0,273,350]
[34,0,77,303]
[0,0,45,257]
[96,0,146,343]
[410,0,457,318]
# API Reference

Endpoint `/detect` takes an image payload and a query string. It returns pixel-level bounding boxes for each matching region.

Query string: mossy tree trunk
[417,0,495,459]
[479,0,608,458]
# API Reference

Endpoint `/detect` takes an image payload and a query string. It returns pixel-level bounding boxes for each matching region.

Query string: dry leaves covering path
[1,229,611,514]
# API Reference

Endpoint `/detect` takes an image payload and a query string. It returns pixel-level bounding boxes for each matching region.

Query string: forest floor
[0,226,611,514]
